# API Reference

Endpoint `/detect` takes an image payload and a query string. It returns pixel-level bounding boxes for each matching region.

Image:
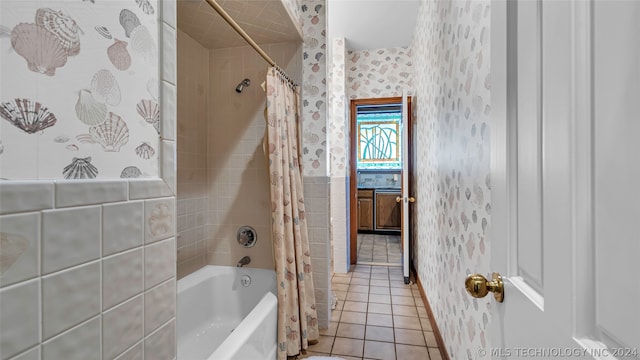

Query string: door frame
[348,97,413,265]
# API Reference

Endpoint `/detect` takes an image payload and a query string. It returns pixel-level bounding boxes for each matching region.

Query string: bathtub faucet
[236,256,251,267]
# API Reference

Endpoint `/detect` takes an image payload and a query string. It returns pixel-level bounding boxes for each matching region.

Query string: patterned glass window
[357,106,401,169]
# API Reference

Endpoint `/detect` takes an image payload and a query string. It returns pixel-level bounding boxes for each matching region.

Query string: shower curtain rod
[203,0,298,87]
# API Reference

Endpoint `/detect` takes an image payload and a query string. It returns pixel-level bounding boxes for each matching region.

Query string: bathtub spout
[237,256,251,267]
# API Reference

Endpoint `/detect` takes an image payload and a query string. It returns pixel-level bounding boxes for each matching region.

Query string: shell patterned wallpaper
[346,46,414,100]
[412,0,492,359]
[327,37,347,176]
[0,1,159,180]
[300,0,326,176]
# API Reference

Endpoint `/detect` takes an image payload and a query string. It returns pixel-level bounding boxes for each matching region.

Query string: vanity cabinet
[375,191,402,230]
[357,189,374,231]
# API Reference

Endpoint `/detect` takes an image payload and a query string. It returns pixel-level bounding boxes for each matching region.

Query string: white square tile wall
[103,201,144,256]
[0,212,40,287]
[42,317,101,360]
[0,280,40,359]
[103,296,144,360]
[103,248,144,310]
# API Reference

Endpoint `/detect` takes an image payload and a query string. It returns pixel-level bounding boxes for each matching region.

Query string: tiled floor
[357,234,401,265]
[302,265,444,360]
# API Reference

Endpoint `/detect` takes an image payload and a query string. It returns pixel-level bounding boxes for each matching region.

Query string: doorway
[348,97,414,273]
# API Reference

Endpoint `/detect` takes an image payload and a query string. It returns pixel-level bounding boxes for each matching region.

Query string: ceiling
[177,0,302,49]
[327,0,420,51]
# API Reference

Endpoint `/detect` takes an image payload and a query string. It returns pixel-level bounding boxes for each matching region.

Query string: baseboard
[415,274,451,360]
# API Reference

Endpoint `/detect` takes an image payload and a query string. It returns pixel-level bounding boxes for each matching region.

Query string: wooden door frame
[349,97,413,265]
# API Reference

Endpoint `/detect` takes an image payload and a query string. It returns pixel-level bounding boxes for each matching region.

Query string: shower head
[235,78,251,93]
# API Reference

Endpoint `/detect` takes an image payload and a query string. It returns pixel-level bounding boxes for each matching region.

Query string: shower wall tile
[103,295,144,360]
[161,140,177,195]
[42,261,101,339]
[144,319,175,360]
[103,201,144,256]
[162,0,177,30]
[145,237,176,289]
[103,248,144,310]
[161,81,177,141]
[0,212,40,287]
[10,347,40,360]
[0,181,54,215]
[144,279,176,335]
[144,197,176,244]
[42,317,101,360]
[41,206,101,274]
[114,342,143,360]
[0,279,40,360]
[55,180,128,208]
[162,25,177,85]
[129,179,174,200]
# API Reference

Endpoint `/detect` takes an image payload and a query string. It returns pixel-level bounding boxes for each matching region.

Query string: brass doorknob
[465,272,504,302]
[396,197,402,203]
[409,197,415,203]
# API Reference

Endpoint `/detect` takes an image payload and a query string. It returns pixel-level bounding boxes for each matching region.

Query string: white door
[481,0,640,358]
[401,92,410,284]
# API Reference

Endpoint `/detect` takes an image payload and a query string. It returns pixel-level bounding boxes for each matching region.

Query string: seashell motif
[54,135,69,143]
[107,38,131,71]
[135,142,155,159]
[63,156,98,179]
[148,203,172,236]
[11,23,68,76]
[146,78,158,100]
[0,232,29,274]
[120,166,142,178]
[66,144,79,151]
[0,98,57,134]
[88,112,129,151]
[135,0,155,15]
[95,26,112,39]
[119,9,141,38]
[35,8,82,56]
[90,69,121,106]
[136,99,159,125]
[129,25,156,63]
[75,89,107,125]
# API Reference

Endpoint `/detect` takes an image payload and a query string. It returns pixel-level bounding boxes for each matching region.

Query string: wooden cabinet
[357,189,374,231]
[375,192,402,230]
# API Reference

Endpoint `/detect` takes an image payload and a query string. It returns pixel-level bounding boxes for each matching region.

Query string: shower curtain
[265,67,319,359]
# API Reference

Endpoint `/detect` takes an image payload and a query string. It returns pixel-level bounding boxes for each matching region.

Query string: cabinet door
[358,198,374,230]
[375,193,401,230]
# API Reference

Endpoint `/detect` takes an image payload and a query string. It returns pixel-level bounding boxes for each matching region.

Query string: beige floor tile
[370,273,390,280]
[391,295,415,306]
[349,284,370,293]
[370,266,388,274]
[346,291,369,302]
[331,310,342,322]
[393,315,422,330]
[368,303,392,315]
[319,321,338,336]
[424,331,438,347]
[299,350,329,358]
[331,337,364,357]
[343,300,368,313]
[352,271,371,279]
[392,304,418,317]
[389,280,408,288]
[414,297,425,307]
[333,273,352,278]
[390,287,413,297]
[395,344,430,360]
[335,298,345,311]
[369,294,391,304]
[334,290,347,300]
[332,276,351,285]
[341,311,367,325]
[308,335,334,353]
[417,306,428,318]
[419,316,433,331]
[336,323,365,339]
[367,313,393,327]
[429,347,444,360]
[365,325,394,342]
[394,328,426,346]
[370,279,389,287]
[369,286,391,295]
[354,265,371,273]
[332,283,349,292]
[350,277,370,285]
[363,340,396,360]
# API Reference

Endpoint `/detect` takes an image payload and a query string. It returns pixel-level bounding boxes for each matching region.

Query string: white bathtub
[177,265,278,360]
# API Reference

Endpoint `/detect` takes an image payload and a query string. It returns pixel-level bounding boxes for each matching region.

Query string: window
[356,104,401,169]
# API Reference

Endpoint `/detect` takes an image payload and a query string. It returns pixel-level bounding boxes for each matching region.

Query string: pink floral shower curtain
[265,67,319,359]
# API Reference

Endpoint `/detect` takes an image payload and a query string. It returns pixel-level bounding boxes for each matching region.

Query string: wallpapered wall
[0,1,160,180]
[346,46,414,100]
[412,0,492,358]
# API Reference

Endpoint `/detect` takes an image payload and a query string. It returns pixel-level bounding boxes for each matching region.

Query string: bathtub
[177,265,278,360]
